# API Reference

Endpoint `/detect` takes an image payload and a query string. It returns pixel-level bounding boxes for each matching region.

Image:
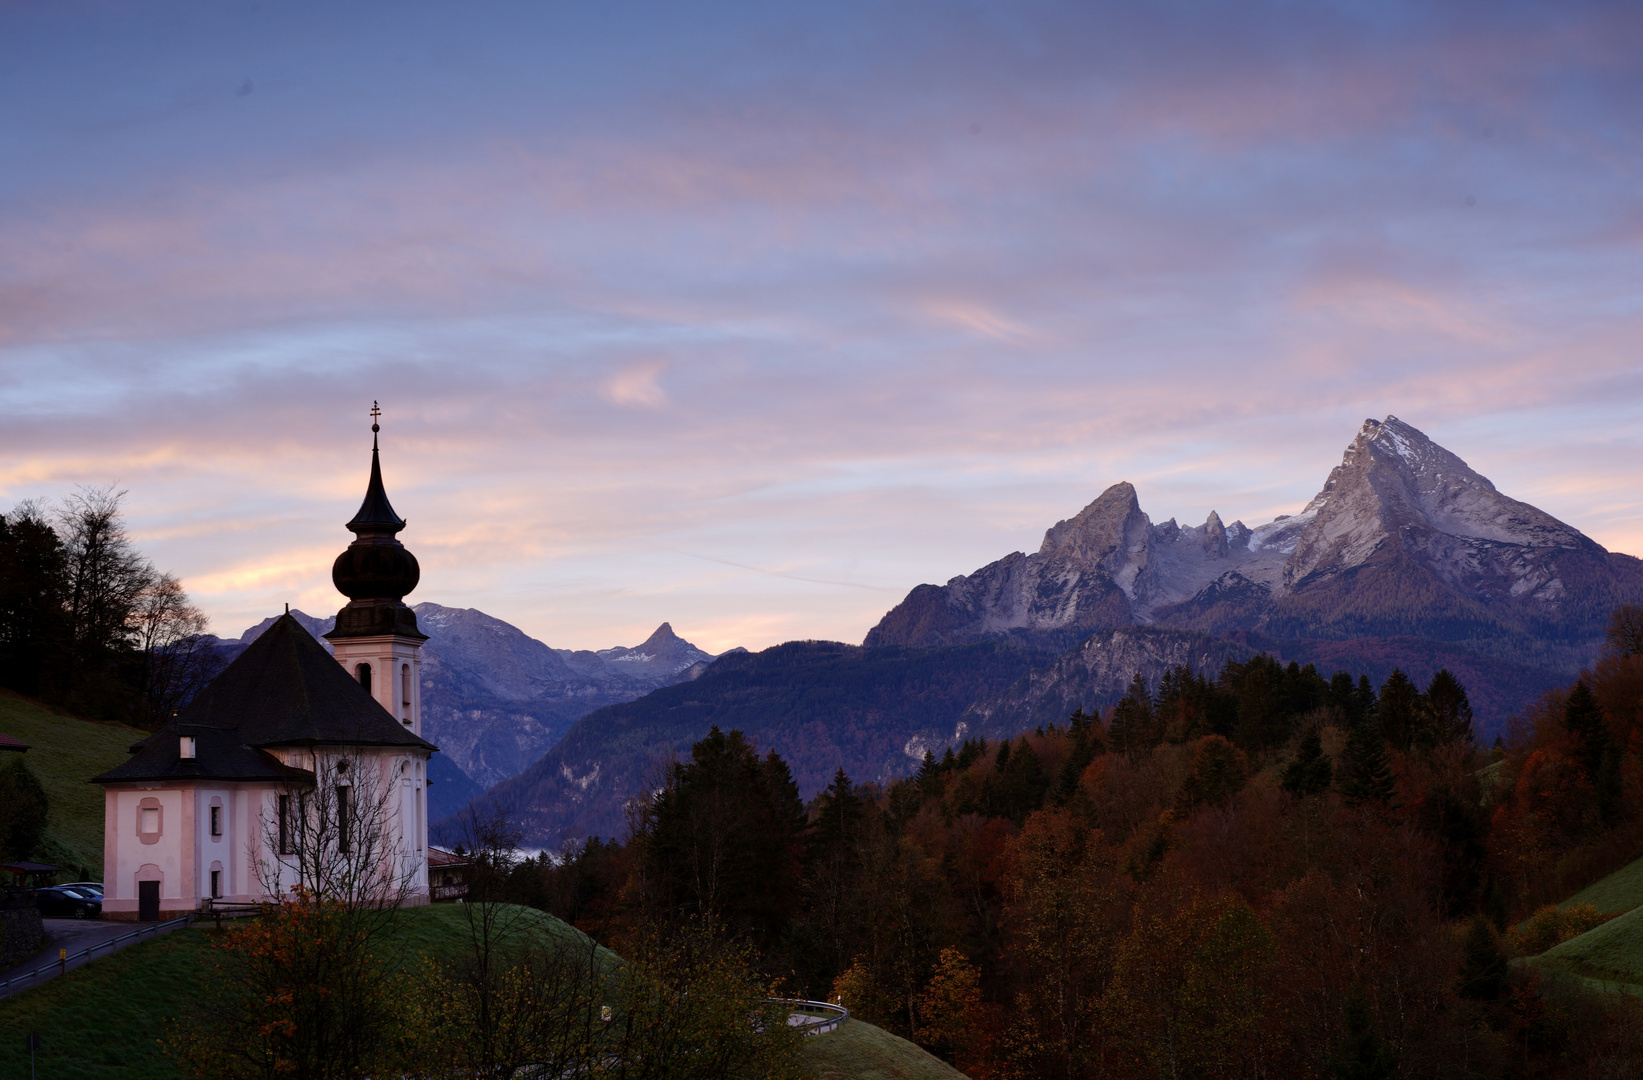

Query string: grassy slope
[0,688,143,879]
[1534,904,1643,991]
[0,905,953,1080]
[0,904,613,1080]
[1526,857,1643,996]
[803,1018,970,1080]
[1563,854,1643,915]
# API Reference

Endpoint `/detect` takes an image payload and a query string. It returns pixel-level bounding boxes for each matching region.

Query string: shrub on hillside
[0,756,48,860]
[1505,903,1615,957]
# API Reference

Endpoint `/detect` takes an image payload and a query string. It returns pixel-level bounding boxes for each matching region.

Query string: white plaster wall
[103,747,430,913]
[106,787,188,916]
[195,786,235,903]
[330,636,424,737]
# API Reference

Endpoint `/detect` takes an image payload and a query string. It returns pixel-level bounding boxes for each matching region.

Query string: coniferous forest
[502,609,1643,1079]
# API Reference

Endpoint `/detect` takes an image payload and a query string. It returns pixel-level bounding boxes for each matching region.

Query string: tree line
[0,487,214,728]
[502,610,1643,1079]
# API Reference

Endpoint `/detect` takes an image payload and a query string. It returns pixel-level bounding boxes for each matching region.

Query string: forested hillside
[446,638,1061,845]
[500,605,1643,1078]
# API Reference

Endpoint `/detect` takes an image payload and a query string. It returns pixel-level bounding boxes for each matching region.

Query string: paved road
[0,917,190,1000]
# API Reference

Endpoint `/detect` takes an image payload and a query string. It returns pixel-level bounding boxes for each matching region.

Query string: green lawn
[0,902,965,1080]
[388,900,620,969]
[0,924,207,1079]
[0,688,144,880]
[0,903,613,1080]
[1563,854,1643,916]
[1531,903,1643,996]
[803,1018,970,1080]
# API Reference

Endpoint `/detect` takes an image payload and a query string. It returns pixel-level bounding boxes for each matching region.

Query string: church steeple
[347,411,406,535]
[327,405,426,642]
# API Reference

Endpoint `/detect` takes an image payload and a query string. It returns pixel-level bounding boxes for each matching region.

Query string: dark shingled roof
[94,614,433,785]
[94,726,315,784]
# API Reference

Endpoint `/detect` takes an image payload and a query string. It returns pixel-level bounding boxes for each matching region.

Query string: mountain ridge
[226,604,718,817]
[867,416,1643,670]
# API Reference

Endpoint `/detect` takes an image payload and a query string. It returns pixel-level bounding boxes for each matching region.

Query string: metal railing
[0,915,192,998]
[773,999,850,1035]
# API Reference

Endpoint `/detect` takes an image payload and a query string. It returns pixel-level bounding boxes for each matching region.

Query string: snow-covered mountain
[868,417,1643,670]
[235,604,717,815]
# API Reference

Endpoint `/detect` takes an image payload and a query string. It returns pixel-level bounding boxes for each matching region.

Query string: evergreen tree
[1457,914,1507,1003]
[989,736,1048,822]
[641,727,807,950]
[915,751,941,798]
[1224,654,1291,751]
[1338,717,1397,808]
[804,768,865,988]
[0,504,69,698]
[1108,671,1157,755]
[1053,714,1099,805]
[1331,984,1397,1080]
[1327,670,1358,723]
[1423,669,1474,747]
[954,737,985,770]
[1155,664,1217,741]
[1281,728,1333,797]
[1563,680,1620,820]
[1376,668,1421,752]
[1354,674,1377,722]
[1174,735,1247,812]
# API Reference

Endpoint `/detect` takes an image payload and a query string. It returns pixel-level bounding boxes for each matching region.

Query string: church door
[138,880,160,921]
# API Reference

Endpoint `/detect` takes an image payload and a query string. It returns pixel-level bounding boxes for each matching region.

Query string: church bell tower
[325,405,428,737]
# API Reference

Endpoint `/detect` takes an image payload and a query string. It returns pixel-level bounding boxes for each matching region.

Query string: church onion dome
[332,414,421,604]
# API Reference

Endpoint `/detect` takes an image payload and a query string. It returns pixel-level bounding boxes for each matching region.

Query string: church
[94,419,439,921]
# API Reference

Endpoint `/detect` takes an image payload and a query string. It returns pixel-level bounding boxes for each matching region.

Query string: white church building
[95,421,438,920]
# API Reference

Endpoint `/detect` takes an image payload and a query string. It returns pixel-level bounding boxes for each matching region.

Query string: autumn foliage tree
[518,618,1643,1080]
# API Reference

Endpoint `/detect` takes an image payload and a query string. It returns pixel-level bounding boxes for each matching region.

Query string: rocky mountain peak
[867,414,1639,661]
[1038,482,1145,561]
[638,622,680,648]
[1202,510,1229,557]
[1287,415,1590,586]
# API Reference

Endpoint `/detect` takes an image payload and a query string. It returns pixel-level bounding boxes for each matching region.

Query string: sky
[2,0,1641,654]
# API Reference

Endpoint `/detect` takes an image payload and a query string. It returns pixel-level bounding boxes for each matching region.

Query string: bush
[0,756,48,860]
[1505,904,1615,957]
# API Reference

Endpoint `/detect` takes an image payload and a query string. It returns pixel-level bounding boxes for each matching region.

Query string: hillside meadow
[0,687,141,879]
[0,903,958,1079]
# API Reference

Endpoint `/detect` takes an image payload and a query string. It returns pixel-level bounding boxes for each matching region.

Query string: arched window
[401,664,412,723]
[356,663,372,694]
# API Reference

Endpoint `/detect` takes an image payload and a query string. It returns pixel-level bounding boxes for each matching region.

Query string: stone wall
[1,900,45,970]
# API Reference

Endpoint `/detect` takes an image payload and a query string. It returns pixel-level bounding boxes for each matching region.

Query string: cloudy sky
[3,0,1640,653]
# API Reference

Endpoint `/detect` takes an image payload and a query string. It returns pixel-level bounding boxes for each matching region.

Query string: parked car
[60,881,103,897]
[36,886,102,919]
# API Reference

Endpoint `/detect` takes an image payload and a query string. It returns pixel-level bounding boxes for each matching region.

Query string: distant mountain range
[451,639,1062,844]
[212,605,717,819]
[436,416,1642,847]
